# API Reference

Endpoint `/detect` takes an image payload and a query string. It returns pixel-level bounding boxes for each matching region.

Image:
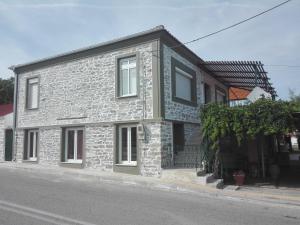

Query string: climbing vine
[200,99,296,151]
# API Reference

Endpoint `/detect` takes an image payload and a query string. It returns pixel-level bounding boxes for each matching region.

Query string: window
[118,56,137,97]
[26,77,39,109]
[204,83,211,104]
[24,130,38,161]
[216,88,227,103]
[118,125,137,165]
[175,68,193,101]
[63,128,83,163]
[171,58,197,106]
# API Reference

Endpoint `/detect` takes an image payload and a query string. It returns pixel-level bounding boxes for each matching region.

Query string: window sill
[25,107,39,111]
[23,159,38,163]
[115,163,137,167]
[173,96,197,107]
[116,94,138,99]
[61,161,82,164]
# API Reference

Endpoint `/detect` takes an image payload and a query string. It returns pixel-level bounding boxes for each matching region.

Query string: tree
[0,77,14,104]
[289,89,300,112]
[200,99,296,178]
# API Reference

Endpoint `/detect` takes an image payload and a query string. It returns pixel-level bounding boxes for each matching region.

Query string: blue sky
[0,0,299,99]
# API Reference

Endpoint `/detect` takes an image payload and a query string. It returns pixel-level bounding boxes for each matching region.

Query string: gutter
[9,66,18,161]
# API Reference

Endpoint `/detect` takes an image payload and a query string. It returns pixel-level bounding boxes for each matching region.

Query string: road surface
[0,167,299,225]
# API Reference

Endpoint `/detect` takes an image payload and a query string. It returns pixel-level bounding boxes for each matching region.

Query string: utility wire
[170,0,292,49]
[149,1,296,70]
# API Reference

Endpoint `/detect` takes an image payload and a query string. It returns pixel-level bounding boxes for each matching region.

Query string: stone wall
[85,124,114,170]
[15,130,24,162]
[16,42,155,129]
[13,40,166,176]
[38,127,61,165]
[14,122,163,176]
[139,122,162,176]
[163,45,203,123]
[13,36,229,176]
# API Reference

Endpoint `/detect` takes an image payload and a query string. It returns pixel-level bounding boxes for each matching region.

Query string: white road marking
[0,200,96,225]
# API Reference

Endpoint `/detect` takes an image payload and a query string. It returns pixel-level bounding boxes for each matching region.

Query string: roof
[200,61,276,96]
[0,103,13,117]
[229,87,250,100]
[9,25,164,71]
[9,26,276,96]
[9,25,204,74]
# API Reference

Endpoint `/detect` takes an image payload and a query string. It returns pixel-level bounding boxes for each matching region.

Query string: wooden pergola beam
[201,60,276,96]
[211,71,267,74]
[219,75,269,79]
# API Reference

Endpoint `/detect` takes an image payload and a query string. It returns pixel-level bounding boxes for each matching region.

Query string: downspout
[10,67,18,162]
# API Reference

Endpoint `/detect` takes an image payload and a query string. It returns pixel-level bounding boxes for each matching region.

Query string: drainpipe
[9,67,18,162]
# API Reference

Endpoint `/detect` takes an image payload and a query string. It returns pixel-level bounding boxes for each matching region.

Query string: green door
[5,129,13,161]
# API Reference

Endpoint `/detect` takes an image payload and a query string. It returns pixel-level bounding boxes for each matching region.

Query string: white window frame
[26,77,39,109]
[64,128,84,164]
[118,125,137,166]
[119,56,137,97]
[27,130,38,161]
[175,67,193,101]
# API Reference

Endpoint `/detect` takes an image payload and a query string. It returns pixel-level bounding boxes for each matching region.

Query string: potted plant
[233,170,245,186]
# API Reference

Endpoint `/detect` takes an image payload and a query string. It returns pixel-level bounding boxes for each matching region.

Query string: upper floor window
[175,68,193,101]
[171,58,197,106]
[204,83,211,104]
[118,56,137,97]
[26,77,39,109]
[215,88,227,104]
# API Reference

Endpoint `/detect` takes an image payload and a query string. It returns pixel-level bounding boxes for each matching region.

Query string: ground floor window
[119,125,137,165]
[24,130,38,161]
[63,128,84,163]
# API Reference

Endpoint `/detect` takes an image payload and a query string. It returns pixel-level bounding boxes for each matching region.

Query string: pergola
[199,61,276,97]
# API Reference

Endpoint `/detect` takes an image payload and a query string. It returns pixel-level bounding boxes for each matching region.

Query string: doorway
[173,123,184,153]
[5,129,13,161]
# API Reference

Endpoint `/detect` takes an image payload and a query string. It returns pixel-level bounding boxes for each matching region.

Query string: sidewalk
[1,162,300,208]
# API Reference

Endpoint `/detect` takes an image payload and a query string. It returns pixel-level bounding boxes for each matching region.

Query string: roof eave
[9,25,166,73]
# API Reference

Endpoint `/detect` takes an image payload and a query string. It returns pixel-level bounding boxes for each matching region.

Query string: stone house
[9,26,228,176]
[0,103,13,162]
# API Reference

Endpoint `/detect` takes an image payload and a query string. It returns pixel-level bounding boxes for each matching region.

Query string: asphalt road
[0,168,299,225]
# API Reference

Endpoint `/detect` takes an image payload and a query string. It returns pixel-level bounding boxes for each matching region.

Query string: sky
[0,0,299,99]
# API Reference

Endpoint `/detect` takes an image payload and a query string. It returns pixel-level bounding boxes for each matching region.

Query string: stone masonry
[14,40,163,176]
[13,27,229,176]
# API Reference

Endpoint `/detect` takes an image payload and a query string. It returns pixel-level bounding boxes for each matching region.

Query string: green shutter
[23,130,28,160]
[61,129,65,162]
[4,130,13,161]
